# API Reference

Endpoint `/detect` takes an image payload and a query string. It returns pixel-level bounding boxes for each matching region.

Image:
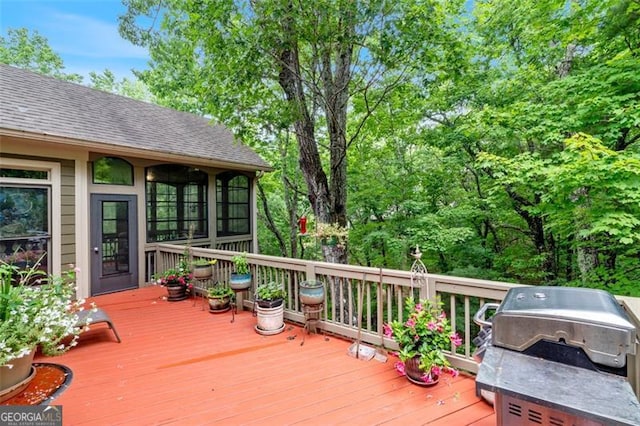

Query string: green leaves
[0,28,82,82]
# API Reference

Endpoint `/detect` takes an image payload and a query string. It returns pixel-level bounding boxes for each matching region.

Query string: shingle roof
[0,64,271,171]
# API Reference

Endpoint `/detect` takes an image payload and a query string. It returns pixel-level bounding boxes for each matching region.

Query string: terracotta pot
[0,348,36,403]
[404,356,439,387]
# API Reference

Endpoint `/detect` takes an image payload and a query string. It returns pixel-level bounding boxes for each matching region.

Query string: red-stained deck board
[33,286,496,425]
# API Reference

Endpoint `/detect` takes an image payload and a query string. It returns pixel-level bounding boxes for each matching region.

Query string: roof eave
[0,128,273,173]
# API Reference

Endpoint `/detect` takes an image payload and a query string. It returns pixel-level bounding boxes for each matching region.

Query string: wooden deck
[37,286,496,425]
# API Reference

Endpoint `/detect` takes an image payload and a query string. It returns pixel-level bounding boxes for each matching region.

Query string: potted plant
[299,280,325,305]
[0,260,94,402]
[254,281,286,335]
[154,266,193,301]
[384,297,462,386]
[229,252,251,290]
[192,258,216,280]
[207,283,234,312]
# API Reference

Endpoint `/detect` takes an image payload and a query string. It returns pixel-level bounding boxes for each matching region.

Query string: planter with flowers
[384,297,462,386]
[155,266,193,302]
[0,260,94,402]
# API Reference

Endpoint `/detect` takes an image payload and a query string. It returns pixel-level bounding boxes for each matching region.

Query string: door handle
[93,247,99,253]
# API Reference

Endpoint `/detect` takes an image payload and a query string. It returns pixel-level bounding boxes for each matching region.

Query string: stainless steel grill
[475,286,640,426]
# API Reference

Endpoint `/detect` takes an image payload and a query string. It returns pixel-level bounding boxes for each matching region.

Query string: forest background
[2,0,639,295]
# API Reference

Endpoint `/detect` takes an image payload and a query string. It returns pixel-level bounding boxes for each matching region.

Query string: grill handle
[473,302,500,327]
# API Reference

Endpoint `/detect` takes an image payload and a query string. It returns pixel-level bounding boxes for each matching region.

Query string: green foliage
[255,281,286,301]
[0,261,94,364]
[231,252,250,275]
[384,297,462,379]
[123,0,639,295]
[0,28,82,82]
[89,69,155,101]
[208,283,233,298]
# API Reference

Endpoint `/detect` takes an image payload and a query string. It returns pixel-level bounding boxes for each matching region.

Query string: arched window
[145,165,208,242]
[216,173,250,236]
[93,157,133,185]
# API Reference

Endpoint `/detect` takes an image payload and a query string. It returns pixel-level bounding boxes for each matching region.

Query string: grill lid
[491,287,636,368]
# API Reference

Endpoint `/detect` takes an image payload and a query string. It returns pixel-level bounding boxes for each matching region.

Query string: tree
[423,0,640,286]
[0,28,82,82]
[89,69,155,102]
[118,0,460,265]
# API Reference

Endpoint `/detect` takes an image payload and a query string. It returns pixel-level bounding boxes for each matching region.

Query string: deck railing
[146,243,640,397]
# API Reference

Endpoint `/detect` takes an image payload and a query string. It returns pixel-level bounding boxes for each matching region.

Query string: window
[216,172,250,236]
[93,157,133,185]
[0,169,51,273]
[145,165,208,242]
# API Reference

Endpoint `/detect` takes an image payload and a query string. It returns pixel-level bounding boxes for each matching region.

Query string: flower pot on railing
[299,280,325,305]
[193,264,213,280]
[229,273,251,291]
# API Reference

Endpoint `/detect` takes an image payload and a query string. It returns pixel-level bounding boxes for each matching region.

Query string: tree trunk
[275,2,353,320]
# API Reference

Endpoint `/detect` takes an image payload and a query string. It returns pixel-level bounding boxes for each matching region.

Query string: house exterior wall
[0,135,86,292]
[2,134,258,298]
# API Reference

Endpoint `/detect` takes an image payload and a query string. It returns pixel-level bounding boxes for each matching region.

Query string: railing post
[305,263,316,281]
[420,275,437,300]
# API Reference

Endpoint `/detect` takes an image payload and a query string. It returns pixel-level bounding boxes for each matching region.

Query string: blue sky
[0,0,150,82]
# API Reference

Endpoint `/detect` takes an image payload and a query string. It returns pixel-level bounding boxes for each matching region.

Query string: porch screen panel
[146,165,207,242]
[216,173,250,236]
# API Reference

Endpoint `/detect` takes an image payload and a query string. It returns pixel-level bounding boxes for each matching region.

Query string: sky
[0,0,150,82]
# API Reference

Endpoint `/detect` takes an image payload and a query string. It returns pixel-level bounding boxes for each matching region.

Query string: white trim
[75,154,90,298]
[0,157,61,276]
[251,176,258,253]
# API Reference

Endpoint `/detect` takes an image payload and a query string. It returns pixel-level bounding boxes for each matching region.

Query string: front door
[90,194,138,295]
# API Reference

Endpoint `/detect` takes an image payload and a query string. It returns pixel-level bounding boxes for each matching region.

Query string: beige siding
[60,161,76,269]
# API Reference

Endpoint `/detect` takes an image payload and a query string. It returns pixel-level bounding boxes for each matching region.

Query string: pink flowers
[384,297,461,382]
[450,333,462,347]
[383,323,393,338]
